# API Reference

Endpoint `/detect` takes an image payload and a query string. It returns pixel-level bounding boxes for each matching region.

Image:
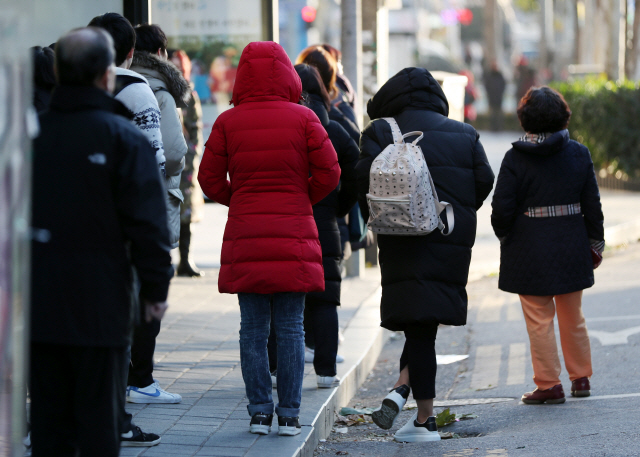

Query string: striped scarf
[520,132,553,144]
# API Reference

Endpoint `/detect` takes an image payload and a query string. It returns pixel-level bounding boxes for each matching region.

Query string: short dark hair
[134,24,167,54]
[517,86,572,133]
[32,46,56,90]
[88,12,135,67]
[295,64,331,111]
[55,27,115,86]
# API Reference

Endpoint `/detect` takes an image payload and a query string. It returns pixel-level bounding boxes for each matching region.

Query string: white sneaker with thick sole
[394,413,440,442]
[372,384,409,429]
[317,375,340,388]
[126,381,182,404]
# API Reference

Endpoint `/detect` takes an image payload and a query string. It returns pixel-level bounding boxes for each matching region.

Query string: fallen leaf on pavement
[436,408,479,427]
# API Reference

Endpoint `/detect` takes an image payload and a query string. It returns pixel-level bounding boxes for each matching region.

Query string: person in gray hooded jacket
[131,24,190,249]
[124,23,189,406]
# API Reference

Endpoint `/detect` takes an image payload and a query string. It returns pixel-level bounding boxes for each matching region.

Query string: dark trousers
[399,323,439,400]
[30,342,126,457]
[127,318,161,388]
[304,301,338,377]
[120,345,134,433]
[489,106,504,131]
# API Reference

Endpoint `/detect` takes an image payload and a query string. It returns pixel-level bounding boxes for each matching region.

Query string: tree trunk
[626,0,640,78]
[483,0,497,69]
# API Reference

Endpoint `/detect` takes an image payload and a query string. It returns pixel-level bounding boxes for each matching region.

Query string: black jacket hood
[308,94,330,127]
[511,130,570,156]
[367,67,449,119]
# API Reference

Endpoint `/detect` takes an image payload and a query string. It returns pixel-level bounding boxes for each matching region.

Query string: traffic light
[301,6,317,23]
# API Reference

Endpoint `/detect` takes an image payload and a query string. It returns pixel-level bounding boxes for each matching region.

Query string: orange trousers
[519,291,592,390]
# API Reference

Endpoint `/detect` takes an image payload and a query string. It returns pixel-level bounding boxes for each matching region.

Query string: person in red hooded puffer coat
[198,41,340,436]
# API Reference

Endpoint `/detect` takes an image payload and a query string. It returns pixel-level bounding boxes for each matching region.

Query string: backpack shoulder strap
[114,74,146,97]
[382,117,404,144]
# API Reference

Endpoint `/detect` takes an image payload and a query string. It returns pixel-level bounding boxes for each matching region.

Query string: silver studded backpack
[366,117,454,236]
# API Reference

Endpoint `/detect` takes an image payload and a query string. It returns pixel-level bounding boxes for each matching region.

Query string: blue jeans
[238,292,305,418]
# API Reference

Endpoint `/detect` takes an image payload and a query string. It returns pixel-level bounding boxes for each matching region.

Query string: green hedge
[550,78,640,177]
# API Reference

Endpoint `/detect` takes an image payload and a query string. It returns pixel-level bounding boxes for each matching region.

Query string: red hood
[231,41,302,106]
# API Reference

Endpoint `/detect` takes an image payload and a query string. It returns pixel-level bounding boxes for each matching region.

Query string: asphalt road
[315,242,640,457]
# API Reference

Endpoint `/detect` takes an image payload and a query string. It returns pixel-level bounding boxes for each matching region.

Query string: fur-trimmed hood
[131,52,191,107]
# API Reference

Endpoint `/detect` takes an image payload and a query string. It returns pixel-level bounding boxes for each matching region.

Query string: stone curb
[604,218,640,247]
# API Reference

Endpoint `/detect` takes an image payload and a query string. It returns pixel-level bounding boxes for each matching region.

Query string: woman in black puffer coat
[292,64,359,387]
[357,67,494,441]
[492,86,604,405]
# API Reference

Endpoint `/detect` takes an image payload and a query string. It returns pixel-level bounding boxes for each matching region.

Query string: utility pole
[341,0,365,278]
[341,0,363,127]
[483,0,497,67]
[539,0,553,77]
[606,0,626,80]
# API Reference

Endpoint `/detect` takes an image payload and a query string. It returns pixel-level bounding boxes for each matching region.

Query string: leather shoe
[571,377,590,397]
[521,384,566,404]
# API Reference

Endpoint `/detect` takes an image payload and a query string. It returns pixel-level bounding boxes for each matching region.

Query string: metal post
[341,0,363,127]
[262,0,279,42]
[123,0,150,25]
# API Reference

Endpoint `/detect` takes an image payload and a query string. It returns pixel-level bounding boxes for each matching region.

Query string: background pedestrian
[491,86,605,404]
[29,27,172,456]
[357,67,494,442]
[295,63,359,388]
[296,46,359,143]
[170,48,205,278]
[198,41,340,437]
[484,61,506,131]
[125,23,189,405]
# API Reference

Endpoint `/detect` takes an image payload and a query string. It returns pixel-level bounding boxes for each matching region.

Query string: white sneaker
[316,376,340,389]
[317,375,340,388]
[336,354,344,363]
[304,346,315,363]
[126,381,182,404]
[372,384,409,429]
[394,413,440,442]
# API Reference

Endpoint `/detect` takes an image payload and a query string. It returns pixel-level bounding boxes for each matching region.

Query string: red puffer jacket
[198,41,340,294]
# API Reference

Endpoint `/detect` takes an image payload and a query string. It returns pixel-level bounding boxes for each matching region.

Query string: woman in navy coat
[491,86,605,405]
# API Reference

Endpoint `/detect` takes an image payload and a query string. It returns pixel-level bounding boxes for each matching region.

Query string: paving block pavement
[120,267,384,457]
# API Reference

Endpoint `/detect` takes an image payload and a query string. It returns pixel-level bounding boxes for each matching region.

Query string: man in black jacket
[29,27,173,457]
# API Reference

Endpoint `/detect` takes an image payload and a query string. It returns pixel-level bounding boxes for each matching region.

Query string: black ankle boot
[177,223,204,277]
[177,259,204,277]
